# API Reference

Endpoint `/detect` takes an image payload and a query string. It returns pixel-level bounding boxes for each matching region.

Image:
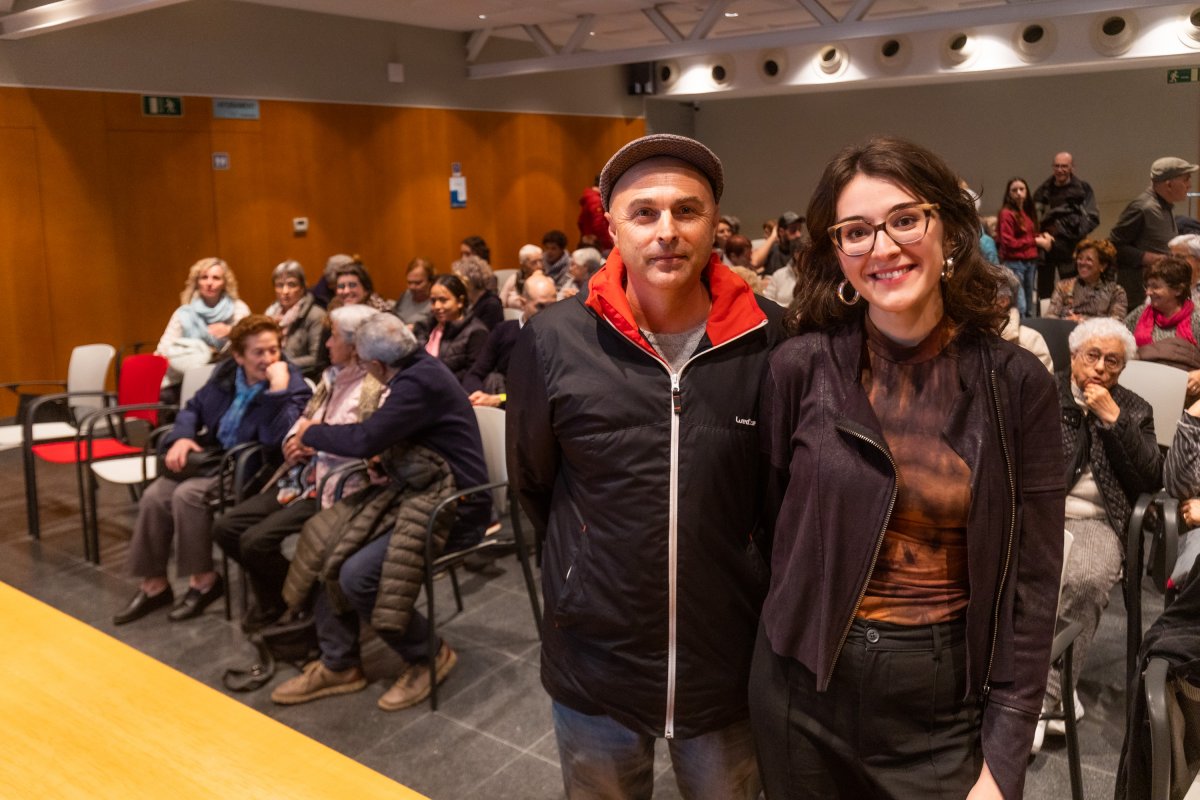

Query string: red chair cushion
[32,439,143,464]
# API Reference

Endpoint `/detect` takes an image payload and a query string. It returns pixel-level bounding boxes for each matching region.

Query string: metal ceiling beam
[561,14,594,56]
[465,27,491,63]
[643,6,683,43]
[796,0,836,26]
[522,23,557,57]
[688,0,733,41]
[840,0,875,24]
[469,0,1176,78]
[0,0,189,39]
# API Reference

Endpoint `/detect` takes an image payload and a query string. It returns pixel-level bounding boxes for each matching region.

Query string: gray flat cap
[599,134,724,210]
[1151,157,1199,181]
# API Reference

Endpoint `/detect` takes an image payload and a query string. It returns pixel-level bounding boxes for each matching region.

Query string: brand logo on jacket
[735,416,756,426]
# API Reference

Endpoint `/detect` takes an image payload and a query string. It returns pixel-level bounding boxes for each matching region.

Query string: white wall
[653,66,1200,235]
[0,0,645,118]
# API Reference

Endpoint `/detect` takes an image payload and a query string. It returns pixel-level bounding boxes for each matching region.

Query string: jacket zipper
[599,314,767,740]
[825,425,898,686]
[983,369,1017,702]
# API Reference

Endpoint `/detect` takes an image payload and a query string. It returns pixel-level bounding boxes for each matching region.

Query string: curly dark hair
[229,314,283,354]
[785,136,1006,338]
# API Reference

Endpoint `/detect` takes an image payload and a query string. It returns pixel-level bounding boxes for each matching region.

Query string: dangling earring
[836,279,860,306]
[941,256,955,281]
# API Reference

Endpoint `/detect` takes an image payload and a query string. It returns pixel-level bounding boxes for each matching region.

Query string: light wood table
[0,582,427,799]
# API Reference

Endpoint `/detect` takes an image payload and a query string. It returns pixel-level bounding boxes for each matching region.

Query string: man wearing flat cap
[1111,156,1199,306]
[508,134,782,797]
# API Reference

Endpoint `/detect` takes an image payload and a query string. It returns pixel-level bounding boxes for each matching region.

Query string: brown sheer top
[856,315,971,625]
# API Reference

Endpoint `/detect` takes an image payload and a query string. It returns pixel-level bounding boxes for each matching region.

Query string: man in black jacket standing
[508,134,782,798]
[1033,152,1100,302]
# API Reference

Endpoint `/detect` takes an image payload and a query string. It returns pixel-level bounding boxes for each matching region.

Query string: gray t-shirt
[642,320,707,374]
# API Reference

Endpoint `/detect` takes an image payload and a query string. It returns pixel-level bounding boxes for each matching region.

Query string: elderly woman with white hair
[500,245,543,309]
[156,257,251,382]
[265,259,327,378]
[271,313,492,711]
[453,254,503,330]
[558,247,604,301]
[1034,316,1163,752]
[213,303,383,630]
[1169,234,1200,303]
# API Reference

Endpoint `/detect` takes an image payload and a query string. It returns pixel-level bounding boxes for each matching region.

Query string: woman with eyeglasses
[1047,238,1127,321]
[751,137,1065,800]
[1124,255,1200,401]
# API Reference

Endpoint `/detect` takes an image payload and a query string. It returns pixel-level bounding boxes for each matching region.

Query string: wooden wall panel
[0,85,644,397]
[0,127,54,417]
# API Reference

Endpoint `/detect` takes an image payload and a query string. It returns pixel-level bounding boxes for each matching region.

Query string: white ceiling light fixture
[657,60,681,88]
[759,48,788,83]
[1179,7,1200,49]
[875,36,911,72]
[1013,20,1056,62]
[941,31,977,67]
[710,55,736,87]
[815,44,848,77]
[1091,12,1137,56]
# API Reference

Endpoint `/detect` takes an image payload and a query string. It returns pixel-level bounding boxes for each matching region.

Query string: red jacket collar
[584,251,767,359]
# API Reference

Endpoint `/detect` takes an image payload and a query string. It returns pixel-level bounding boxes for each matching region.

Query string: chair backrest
[1023,317,1076,373]
[116,354,169,423]
[503,307,523,322]
[473,405,508,512]
[1118,360,1190,448]
[65,343,116,415]
[179,363,217,406]
[1059,529,1074,611]
[492,269,517,292]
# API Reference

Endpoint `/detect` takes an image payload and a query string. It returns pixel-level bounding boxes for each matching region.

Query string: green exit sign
[142,96,182,116]
[1168,68,1198,84]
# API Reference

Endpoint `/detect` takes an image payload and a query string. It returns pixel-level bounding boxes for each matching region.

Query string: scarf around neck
[217,366,267,449]
[1134,299,1196,347]
[182,294,235,347]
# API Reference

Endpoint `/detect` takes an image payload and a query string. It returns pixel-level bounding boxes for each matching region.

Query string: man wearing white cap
[508,134,783,798]
[1111,156,1199,306]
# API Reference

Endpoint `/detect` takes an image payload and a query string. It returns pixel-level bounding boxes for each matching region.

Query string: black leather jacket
[760,322,1065,799]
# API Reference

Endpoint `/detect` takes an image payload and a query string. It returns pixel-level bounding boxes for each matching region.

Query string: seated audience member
[997,269,1053,371]
[577,177,613,254]
[330,260,393,313]
[271,314,491,710]
[265,259,327,379]
[311,253,355,309]
[753,211,806,275]
[978,216,999,265]
[466,272,559,406]
[460,235,491,265]
[1163,395,1200,589]
[156,257,251,383]
[453,255,503,330]
[414,274,489,383]
[762,237,806,307]
[540,229,571,288]
[724,234,753,269]
[730,266,764,296]
[1125,256,1200,400]
[1048,239,1128,321]
[1168,234,1200,303]
[393,258,434,326]
[1034,317,1161,752]
[115,315,311,626]
[500,245,543,309]
[715,215,739,263]
[558,247,603,300]
[213,305,383,630]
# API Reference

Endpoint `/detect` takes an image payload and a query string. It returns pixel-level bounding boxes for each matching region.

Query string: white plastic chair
[491,268,517,294]
[0,343,116,451]
[1118,360,1190,448]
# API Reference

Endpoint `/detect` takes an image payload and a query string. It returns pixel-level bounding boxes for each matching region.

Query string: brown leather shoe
[377,642,457,711]
[270,660,366,705]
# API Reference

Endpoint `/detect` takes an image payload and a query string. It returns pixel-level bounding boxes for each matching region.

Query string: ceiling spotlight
[941,31,976,66]
[478,14,487,20]
[710,56,735,86]
[759,49,787,82]
[724,11,739,17]
[876,36,911,71]
[1091,12,1137,56]
[1179,8,1200,49]
[1014,21,1056,62]
[816,45,847,76]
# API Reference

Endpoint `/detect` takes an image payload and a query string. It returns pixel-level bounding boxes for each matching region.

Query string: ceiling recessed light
[589,31,595,36]
[724,11,739,17]
[478,14,487,20]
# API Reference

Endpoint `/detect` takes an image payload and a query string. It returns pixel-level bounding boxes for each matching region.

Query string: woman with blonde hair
[156,257,251,382]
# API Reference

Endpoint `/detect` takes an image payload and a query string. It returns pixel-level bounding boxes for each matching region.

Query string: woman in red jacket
[998,177,1052,317]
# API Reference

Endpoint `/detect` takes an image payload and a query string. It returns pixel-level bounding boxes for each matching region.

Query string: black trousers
[212,492,318,613]
[749,619,981,800]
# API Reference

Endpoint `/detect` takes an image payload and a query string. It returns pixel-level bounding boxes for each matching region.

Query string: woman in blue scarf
[156,258,252,382]
[116,315,312,625]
